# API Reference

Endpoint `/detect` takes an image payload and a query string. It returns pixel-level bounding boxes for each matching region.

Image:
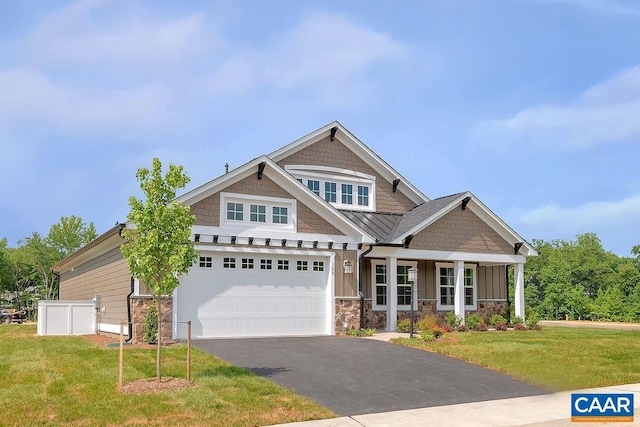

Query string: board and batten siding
[59,247,131,328]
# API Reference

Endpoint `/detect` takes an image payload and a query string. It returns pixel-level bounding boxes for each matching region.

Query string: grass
[392,327,640,392]
[0,325,334,426]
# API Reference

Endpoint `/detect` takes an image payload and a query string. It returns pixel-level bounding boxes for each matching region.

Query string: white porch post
[386,257,398,332]
[454,260,465,325]
[514,263,525,321]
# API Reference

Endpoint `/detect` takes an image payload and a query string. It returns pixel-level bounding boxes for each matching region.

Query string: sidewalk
[270,383,640,427]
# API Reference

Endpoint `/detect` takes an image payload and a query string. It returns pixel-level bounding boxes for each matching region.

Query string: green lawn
[0,325,333,426]
[392,327,640,391]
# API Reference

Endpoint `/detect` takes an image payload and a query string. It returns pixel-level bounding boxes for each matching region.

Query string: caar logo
[571,393,634,422]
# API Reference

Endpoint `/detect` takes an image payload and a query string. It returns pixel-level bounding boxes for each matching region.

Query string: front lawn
[392,327,640,391]
[0,325,333,426]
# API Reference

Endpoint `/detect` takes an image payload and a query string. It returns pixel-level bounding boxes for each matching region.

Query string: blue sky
[1,0,639,256]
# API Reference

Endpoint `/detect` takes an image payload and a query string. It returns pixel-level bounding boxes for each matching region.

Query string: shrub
[346,328,376,337]
[490,314,507,327]
[432,326,447,338]
[466,313,483,330]
[144,303,158,344]
[421,330,435,342]
[444,312,462,329]
[456,324,469,332]
[417,316,438,332]
[514,323,528,331]
[396,318,411,333]
[495,322,508,331]
[475,322,488,331]
[362,328,375,336]
[512,316,524,326]
[441,324,452,333]
[527,314,540,330]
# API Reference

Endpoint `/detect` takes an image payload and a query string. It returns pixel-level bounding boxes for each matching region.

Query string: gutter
[358,244,374,329]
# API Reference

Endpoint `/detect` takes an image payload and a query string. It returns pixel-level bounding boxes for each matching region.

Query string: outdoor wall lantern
[343,260,353,274]
[408,267,418,338]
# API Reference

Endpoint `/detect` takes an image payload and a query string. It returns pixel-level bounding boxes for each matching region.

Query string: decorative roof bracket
[462,196,471,210]
[393,179,401,193]
[257,161,266,180]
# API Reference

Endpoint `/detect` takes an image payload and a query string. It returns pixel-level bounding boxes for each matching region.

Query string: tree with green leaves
[21,232,60,301]
[120,158,196,382]
[47,215,98,258]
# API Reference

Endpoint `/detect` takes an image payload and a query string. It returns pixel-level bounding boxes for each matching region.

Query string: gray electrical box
[92,294,101,310]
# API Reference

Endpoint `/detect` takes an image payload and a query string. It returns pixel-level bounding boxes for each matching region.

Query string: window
[324,182,336,203]
[223,257,236,269]
[436,263,477,311]
[260,259,272,270]
[226,202,243,221]
[250,204,266,223]
[307,180,320,195]
[277,260,289,270]
[198,256,212,268]
[242,258,254,269]
[397,265,411,306]
[357,186,369,206]
[374,264,387,308]
[341,184,353,205]
[313,261,324,272]
[371,261,417,311]
[272,206,288,224]
[297,260,308,271]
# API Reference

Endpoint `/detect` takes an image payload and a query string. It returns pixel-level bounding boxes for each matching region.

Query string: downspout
[358,244,375,329]
[505,265,511,320]
[51,270,61,300]
[126,277,134,343]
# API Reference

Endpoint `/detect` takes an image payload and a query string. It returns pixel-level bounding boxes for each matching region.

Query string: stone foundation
[334,299,361,333]
[130,297,173,344]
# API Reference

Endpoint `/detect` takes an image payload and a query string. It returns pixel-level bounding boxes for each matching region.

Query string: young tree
[120,158,196,382]
[47,215,98,258]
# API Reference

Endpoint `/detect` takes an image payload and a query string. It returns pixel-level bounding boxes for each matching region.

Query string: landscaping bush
[489,314,507,328]
[475,322,488,331]
[465,313,483,330]
[441,324,452,333]
[144,304,158,344]
[421,330,435,342]
[512,316,524,326]
[444,312,462,329]
[432,326,447,338]
[417,316,438,332]
[526,314,540,330]
[396,318,411,333]
[495,322,508,331]
[346,328,376,337]
[514,323,528,331]
[456,324,469,332]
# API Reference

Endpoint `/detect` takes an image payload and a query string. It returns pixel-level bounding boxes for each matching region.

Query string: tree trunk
[156,296,162,382]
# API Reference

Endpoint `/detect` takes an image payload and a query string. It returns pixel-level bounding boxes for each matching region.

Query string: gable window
[226,202,243,221]
[325,182,337,203]
[250,204,266,223]
[223,257,236,269]
[307,180,320,196]
[198,256,212,268]
[278,260,289,270]
[436,263,477,311]
[372,260,418,311]
[261,259,272,270]
[297,260,308,271]
[357,186,369,206]
[313,261,324,272]
[341,184,353,205]
[242,258,254,269]
[272,206,288,224]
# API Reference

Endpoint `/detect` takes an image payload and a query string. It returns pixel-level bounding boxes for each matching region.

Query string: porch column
[386,257,398,332]
[514,263,525,321]
[454,260,465,325]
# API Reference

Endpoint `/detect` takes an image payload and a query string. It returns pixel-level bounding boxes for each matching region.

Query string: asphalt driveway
[194,336,547,416]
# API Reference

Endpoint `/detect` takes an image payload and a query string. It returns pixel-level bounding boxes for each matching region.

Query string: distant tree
[47,215,98,258]
[21,233,60,300]
[0,238,12,300]
[120,158,196,382]
[5,247,32,309]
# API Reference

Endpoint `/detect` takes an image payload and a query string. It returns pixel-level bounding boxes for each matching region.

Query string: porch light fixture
[343,260,353,274]
[408,267,418,339]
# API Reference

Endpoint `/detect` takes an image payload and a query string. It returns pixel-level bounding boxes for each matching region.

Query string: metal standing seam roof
[340,193,466,243]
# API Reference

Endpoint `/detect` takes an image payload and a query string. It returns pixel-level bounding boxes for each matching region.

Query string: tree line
[0,216,97,313]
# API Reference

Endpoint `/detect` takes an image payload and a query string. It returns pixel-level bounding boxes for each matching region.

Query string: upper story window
[220,193,296,231]
[286,165,376,212]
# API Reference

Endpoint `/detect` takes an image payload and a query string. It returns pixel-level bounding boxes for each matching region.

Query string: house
[54,121,536,341]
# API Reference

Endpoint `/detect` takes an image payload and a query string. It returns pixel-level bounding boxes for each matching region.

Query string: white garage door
[175,252,332,338]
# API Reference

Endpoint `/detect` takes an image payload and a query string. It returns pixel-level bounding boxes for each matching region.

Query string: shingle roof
[340,192,465,243]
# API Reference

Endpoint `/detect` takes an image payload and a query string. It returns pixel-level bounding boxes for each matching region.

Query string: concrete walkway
[269,383,640,427]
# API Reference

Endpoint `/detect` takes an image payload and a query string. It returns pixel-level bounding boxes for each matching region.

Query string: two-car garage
[174,250,334,339]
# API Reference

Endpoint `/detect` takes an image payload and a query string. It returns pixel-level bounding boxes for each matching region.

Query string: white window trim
[285,166,376,212]
[371,260,417,311]
[436,262,477,311]
[220,192,297,232]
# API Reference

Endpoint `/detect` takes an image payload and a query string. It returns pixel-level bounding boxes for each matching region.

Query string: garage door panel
[176,253,331,338]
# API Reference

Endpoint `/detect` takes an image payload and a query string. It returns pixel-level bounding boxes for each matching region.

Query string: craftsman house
[54,121,536,341]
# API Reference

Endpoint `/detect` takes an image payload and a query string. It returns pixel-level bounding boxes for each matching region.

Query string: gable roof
[269,121,430,206]
[175,155,377,243]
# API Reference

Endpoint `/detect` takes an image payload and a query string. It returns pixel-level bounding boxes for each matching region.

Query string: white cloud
[541,0,640,17]
[477,66,640,148]
[0,67,170,129]
[515,194,640,229]
[210,11,407,96]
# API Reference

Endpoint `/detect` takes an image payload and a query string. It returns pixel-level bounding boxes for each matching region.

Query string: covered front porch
[360,246,527,331]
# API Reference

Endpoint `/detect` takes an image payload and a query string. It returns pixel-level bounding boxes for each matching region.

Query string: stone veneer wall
[130,297,173,343]
[360,300,508,330]
[334,299,361,334]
